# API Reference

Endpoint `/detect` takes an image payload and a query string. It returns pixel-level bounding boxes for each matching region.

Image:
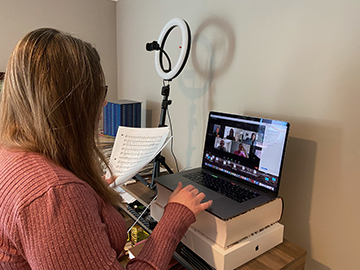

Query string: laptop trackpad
[209,196,270,220]
[188,182,223,201]
[155,174,222,203]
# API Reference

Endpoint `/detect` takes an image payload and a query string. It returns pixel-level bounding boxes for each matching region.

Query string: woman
[249,132,257,158]
[212,126,220,137]
[0,28,212,270]
[225,128,235,140]
[234,144,248,158]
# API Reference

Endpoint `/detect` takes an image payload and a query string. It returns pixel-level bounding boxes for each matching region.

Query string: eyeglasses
[103,85,108,100]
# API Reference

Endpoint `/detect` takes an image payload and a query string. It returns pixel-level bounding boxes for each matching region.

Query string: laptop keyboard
[183,171,260,203]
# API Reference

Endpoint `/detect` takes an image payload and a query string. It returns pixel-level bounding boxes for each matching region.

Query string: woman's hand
[168,182,213,216]
[102,175,117,185]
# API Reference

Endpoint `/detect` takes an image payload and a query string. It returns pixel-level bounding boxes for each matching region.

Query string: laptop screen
[202,111,290,194]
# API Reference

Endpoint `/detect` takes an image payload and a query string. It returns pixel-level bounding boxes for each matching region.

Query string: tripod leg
[153,159,160,178]
[160,159,173,174]
[149,154,174,189]
[134,174,150,187]
[150,160,160,189]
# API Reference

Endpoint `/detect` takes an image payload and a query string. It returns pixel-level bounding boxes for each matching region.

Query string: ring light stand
[137,18,191,189]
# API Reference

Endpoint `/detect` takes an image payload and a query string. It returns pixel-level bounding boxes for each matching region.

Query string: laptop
[155,111,290,220]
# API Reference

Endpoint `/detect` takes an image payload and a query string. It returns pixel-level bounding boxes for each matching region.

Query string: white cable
[126,194,158,234]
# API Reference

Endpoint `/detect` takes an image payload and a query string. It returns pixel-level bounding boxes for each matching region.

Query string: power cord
[164,88,180,173]
[126,194,158,234]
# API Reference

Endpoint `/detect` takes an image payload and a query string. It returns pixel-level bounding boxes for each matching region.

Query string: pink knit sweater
[0,148,195,269]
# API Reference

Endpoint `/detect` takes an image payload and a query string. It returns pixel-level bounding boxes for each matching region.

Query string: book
[151,182,283,249]
[103,99,142,137]
[105,126,171,186]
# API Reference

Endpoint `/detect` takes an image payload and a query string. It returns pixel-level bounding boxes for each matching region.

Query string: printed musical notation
[106,126,170,186]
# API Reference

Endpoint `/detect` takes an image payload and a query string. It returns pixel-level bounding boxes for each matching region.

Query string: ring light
[140,18,191,189]
[154,18,191,81]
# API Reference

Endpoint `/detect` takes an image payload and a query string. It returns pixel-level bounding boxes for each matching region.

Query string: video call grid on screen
[203,112,289,193]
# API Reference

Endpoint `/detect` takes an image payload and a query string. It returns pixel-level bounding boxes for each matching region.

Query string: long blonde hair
[0,28,120,205]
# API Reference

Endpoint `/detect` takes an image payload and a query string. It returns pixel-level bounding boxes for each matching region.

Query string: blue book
[125,104,134,127]
[104,99,142,136]
[110,103,115,136]
[115,103,121,134]
[134,103,141,127]
[103,103,111,136]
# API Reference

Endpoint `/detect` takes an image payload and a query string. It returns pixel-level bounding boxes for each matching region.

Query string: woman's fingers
[168,184,213,216]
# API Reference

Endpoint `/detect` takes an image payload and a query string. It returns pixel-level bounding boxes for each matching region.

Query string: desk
[238,239,307,270]
[121,181,307,270]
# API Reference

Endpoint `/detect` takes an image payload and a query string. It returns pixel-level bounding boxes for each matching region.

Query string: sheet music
[113,186,136,204]
[106,126,170,186]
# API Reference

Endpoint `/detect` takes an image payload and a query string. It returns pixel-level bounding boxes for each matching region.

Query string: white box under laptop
[183,223,283,270]
[151,201,283,270]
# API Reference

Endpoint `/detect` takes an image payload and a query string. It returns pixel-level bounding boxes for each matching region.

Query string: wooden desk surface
[237,239,307,270]
[122,181,307,270]
[121,178,156,205]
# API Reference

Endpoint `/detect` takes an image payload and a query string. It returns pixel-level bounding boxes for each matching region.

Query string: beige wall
[117,1,360,269]
[0,0,118,101]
